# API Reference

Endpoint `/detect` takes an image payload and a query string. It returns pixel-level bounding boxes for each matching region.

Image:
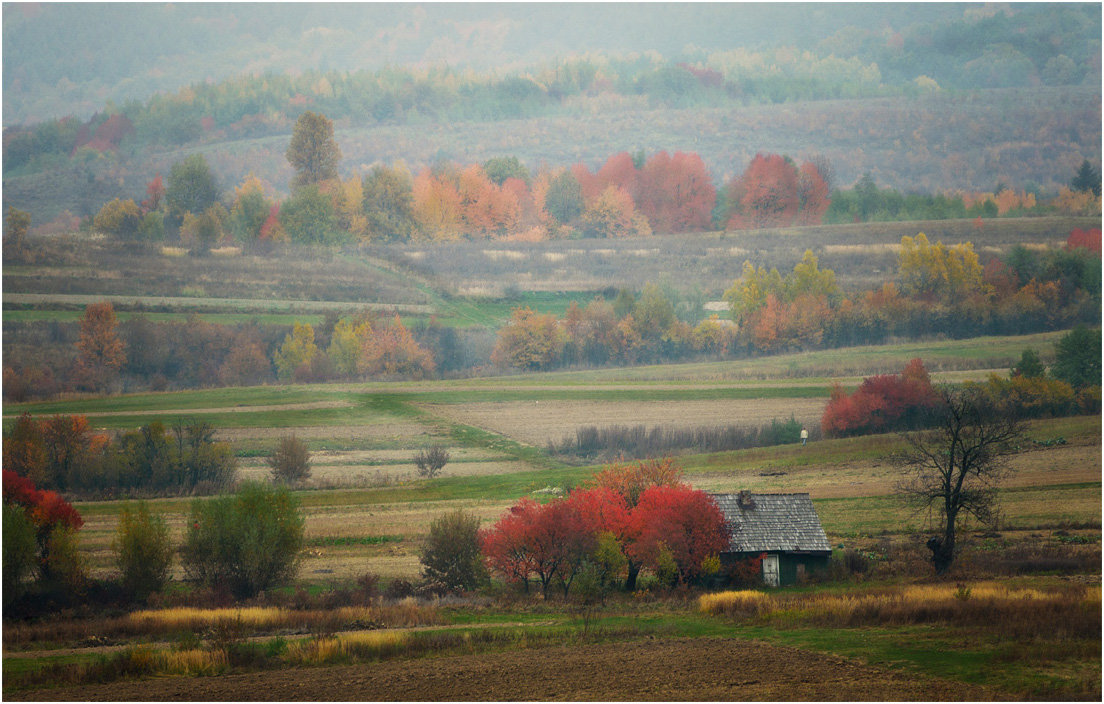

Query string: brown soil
[9,636,1003,701]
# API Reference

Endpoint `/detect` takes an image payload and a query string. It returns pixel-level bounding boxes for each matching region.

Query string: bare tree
[897,386,1023,574]
[268,435,311,485]
[414,445,450,479]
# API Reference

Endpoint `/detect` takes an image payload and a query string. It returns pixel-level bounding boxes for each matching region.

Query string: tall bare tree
[897,386,1023,574]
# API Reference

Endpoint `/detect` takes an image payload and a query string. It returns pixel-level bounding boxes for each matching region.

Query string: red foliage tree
[726,153,800,229]
[480,497,579,597]
[1066,227,1102,254]
[3,469,84,534]
[623,484,728,584]
[588,457,684,508]
[636,151,716,233]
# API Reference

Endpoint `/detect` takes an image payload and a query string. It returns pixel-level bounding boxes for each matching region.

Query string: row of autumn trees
[492,228,1101,371]
[87,110,841,248]
[820,337,1101,440]
[3,297,451,399]
[480,459,729,597]
[3,413,236,495]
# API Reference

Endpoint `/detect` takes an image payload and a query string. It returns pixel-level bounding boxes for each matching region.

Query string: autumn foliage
[724,153,830,229]
[481,459,727,595]
[821,359,940,437]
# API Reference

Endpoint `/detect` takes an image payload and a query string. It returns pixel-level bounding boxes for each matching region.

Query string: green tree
[279,185,338,244]
[181,482,304,599]
[1010,349,1046,379]
[482,156,530,185]
[362,164,417,241]
[230,176,273,243]
[3,503,38,607]
[420,509,487,593]
[166,154,220,223]
[114,502,173,601]
[1051,326,1101,389]
[1071,159,1101,197]
[544,169,584,225]
[632,282,677,339]
[287,111,341,189]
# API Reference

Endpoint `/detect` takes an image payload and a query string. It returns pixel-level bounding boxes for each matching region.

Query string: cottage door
[762,554,780,587]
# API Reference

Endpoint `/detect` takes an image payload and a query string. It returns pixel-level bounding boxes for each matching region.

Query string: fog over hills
[0,2,1027,124]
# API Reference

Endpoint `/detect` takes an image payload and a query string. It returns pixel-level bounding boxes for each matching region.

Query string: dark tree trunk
[624,561,641,591]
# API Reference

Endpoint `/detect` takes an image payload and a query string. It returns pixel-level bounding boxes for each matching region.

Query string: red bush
[821,358,939,437]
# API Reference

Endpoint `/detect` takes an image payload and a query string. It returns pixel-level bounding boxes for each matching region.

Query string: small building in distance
[714,491,831,587]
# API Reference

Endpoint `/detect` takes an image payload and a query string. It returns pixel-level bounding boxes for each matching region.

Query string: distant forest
[3,3,1099,125]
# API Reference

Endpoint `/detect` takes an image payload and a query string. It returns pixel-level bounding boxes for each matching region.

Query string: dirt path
[9,636,1004,701]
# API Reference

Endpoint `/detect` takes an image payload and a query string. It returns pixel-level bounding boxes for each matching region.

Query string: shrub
[181,483,304,599]
[42,525,86,594]
[413,445,450,479]
[419,509,487,593]
[114,502,174,601]
[3,503,38,606]
[821,358,939,437]
[267,435,311,485]
[384,578,415,600]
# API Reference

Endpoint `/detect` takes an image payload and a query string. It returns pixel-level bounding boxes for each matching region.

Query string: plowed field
[10,636,1003,701]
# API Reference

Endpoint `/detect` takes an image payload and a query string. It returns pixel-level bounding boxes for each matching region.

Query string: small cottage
[714,491,831,587]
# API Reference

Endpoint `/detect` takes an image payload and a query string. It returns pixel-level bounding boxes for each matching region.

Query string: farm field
[3,332,1100,701]
[4,216,1097,329]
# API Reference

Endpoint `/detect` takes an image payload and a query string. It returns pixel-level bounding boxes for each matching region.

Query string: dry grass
[698,590,772,616]
[700,582,1101,638]
[425,398,827,446]
[3,601,443,648]
[284,630,410,665]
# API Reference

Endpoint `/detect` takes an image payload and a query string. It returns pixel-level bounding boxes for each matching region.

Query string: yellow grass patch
[129,605,378,630]
[285,630,409,665]
[699,590,771,615]
[156,647,228,675]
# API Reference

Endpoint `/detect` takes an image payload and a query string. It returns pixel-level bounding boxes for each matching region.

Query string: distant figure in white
[800,427,809,446]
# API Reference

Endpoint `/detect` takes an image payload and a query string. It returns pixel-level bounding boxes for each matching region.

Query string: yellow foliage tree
[273,322,319,381]
[898,233,985,302]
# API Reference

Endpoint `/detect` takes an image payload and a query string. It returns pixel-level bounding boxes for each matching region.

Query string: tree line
[491,232,1101,372]
[1,228,1098,402]
[6,2,1098,170]
[10,110,1097,258]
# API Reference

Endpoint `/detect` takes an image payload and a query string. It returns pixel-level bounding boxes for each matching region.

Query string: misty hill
[4,2,1098,125]
[2,3,1100,226]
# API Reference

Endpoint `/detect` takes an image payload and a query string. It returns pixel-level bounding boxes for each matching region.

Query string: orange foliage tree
[75,302,126,391]
[491,307,567,371]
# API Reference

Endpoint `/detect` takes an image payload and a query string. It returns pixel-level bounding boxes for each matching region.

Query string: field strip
[0,621,560,661]
[3,293,433,315]
[3,400,355,419]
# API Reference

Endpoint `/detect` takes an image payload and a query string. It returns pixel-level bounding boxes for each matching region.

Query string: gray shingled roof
[713,493,831,553]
